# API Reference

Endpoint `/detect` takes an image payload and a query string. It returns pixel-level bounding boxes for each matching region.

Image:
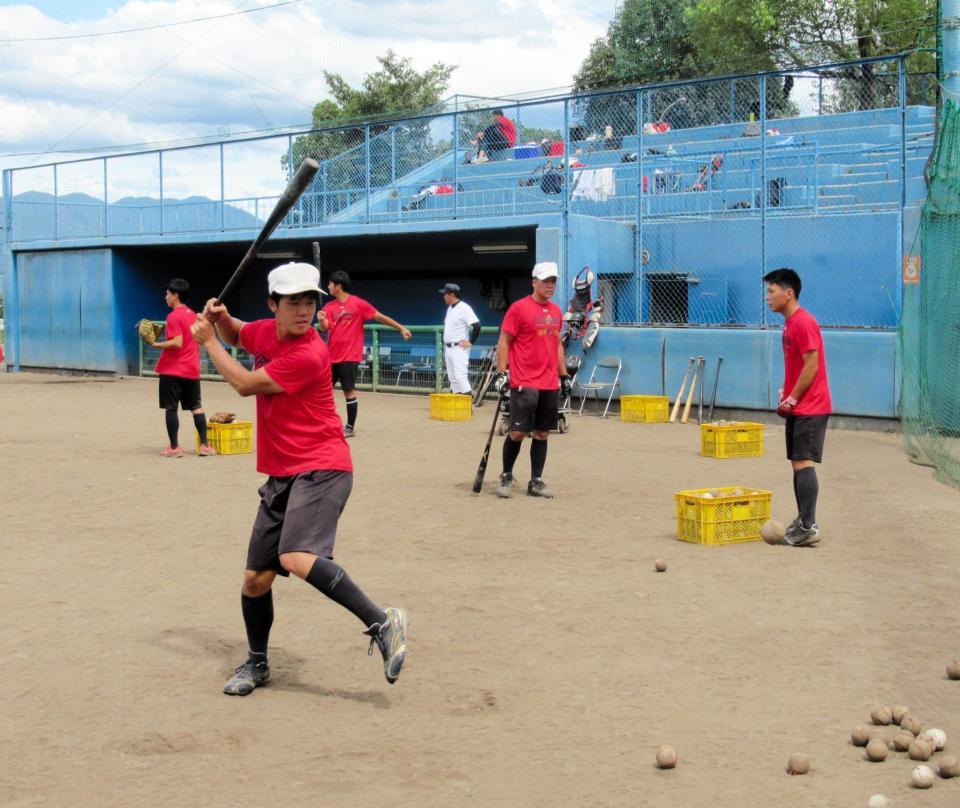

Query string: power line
[4,0,303,43]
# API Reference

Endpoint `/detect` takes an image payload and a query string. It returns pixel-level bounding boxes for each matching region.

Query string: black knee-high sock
[792,470,801,513]
[795,467,819,528]
[345,398,358,428]
[193,412,208,445]
[241,590,274,656]
[306,557,385,627]
[530,438,548,479]
[502,435,522,474]
[165,409,179,447]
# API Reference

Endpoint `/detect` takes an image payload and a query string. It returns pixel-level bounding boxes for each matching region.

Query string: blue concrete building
[1,57,933,417]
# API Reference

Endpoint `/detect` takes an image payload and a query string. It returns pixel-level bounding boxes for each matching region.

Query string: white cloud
[0,0,609,175]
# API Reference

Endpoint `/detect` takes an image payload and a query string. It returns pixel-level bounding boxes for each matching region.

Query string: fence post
[372,327,380,392]
[435,329,444,392]
[53,163,59,241]
[322,163,328,222]
[157,151,163,236]
[287,135,293,181]
[759,74,768,327]
[453,111,459,219]
[365,126,371,223]
[563,98,570,288]
[728,79,736,123]
[898,56,907,210]
[636,88,644,324]
[391,127,396,184]
[103,158,109,238]
[219,142,225,232]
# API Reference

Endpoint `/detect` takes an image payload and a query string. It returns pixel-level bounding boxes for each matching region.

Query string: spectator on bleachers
[469,109,517,163]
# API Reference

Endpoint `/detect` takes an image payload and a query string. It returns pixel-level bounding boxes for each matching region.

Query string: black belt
[445,342,462,347]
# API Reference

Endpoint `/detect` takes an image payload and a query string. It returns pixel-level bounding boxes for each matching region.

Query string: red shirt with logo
[155,305,200,379]
[501,295,562,390]
[782,307,832,415]
[321,295,377,363]
[239,319,352,477]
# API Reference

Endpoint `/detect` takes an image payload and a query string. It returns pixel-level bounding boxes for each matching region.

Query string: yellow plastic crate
[674,486,772,545]
[196,421,253,455]
[701,421,764,458]
[429,393,473,421]
[620,395,669,423]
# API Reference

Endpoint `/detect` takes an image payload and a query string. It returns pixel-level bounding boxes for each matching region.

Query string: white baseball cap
[532,261,559,280]
[267,262,326,296]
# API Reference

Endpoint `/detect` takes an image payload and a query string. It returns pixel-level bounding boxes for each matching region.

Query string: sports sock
[165,409,179,448]
[193,412,208,445]
[306,557,386,627]
[502,435,522,474]
[530,438,548,479]
[241,590,274,656]
[795,467,819,528]
[345,398,358,428]
[792,470,801,513]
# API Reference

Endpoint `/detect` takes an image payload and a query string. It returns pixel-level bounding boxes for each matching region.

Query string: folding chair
[395,346,436,387]
[357,346,391,386]
[577,356,622,418]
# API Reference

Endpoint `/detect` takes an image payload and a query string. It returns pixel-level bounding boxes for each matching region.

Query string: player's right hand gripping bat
[215,158,319,304]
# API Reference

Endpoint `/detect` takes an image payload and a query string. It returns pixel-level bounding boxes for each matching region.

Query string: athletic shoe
[223,657,270,695]
[496,472,514,498]
[365,607,407,684]
[162,446,183,458]
[197,444,216,457]
[527,478,554,498]
[343,425,355,438]
[783,521,821,547]
[786,516,801,534]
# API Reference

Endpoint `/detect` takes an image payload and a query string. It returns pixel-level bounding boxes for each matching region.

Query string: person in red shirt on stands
[190,261,407,696]
[472,109,517,163]
[493,262,572,499]
[317,270,411,438]
[153,278,214,457]
[764,267,832,547]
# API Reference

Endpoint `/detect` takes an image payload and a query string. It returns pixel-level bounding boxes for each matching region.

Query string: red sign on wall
[903,255,921,285]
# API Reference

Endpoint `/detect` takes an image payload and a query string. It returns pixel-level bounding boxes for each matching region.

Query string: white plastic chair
[577,356,622,418]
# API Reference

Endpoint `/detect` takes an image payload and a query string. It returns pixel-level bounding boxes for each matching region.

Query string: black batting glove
[560,377,573,399]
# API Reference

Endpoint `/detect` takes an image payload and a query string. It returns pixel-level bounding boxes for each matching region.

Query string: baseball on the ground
[947,660,960,680]
[865,738,888,761]
[786,752,810,774]
[920,728,946,751]
[912,764,935,788]
[870,705,893,725]
[891,704,910,724]
[900,714,922,735]
[938,754,960,778]
[867,795,889,808]
[760,519,786,544]
[894,730,915,751]
[851,725,872,746]
[656,746,677,769]
[908,738,933,760]
[654,559,668,572]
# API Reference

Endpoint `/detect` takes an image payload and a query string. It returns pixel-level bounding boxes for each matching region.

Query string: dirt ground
[1,373,959,808]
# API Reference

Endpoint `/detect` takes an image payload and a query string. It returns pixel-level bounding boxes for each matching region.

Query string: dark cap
[438,283,461,294]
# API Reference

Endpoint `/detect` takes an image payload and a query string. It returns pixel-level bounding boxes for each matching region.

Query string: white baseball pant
[444,345,471,393]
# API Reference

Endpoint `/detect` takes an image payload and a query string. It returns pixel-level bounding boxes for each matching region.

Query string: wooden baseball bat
[215,158,319,304]
[472,389,505,493]
[669,357,695,423]
[681,358,700,424]
[707,356,723,422]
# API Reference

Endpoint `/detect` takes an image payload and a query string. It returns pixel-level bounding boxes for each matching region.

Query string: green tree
[287,51,456,209]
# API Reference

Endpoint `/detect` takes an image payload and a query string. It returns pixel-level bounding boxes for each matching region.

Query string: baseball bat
[697,356,705,424]
[707,356,723,422]
[473,348,496,407]
[669,357,695,423]
[681,358,700,424]
[215,158,320,304]
[472,390,505,493]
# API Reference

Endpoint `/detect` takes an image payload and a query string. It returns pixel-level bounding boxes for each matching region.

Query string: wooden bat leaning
[215,158,320,304]
[681,358,701,424]
[472,390,505,493]
[707,356,723,422]
[669,357,695,423]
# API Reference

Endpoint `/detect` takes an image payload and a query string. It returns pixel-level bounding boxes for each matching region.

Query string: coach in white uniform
[440,283,481,394]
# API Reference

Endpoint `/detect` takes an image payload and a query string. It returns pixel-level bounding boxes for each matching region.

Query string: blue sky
[0,0,613,172]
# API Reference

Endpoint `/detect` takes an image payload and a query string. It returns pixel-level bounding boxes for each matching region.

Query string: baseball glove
[208,411,236,424]
[136,319,164,345]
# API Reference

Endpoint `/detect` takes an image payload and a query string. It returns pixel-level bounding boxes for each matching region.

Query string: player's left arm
[556,339,568,378]
[191,317,283,397]
[373,311,412,341]
[789,350,819,401]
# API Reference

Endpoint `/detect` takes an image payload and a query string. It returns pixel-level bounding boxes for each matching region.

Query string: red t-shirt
[321,295,377,363]
[239,319,352,477]
[155,305,200,379]
[496,115,517,147]
[501,295,563,390]
[782,307,832,415]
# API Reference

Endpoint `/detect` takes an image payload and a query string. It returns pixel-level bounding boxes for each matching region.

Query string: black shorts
[507,387,560,433]
[331,362,358,392]
[785,414,829,463]
[246,470,353,575]
[158,374,202,411]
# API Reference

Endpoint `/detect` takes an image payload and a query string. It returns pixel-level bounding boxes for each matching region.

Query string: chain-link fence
[7,56,933,331]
